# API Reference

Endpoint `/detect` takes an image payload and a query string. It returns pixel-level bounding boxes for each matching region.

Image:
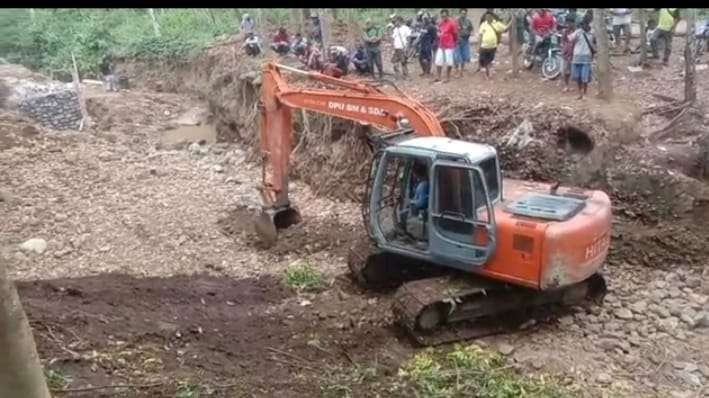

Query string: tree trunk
[0,258,51,398]
[685,8,697,103]
[148,8,161,37]
[510,14,519,77]
[639,8,648,66]
[71,52,91,131]
[291,9,303,34]
[593,8,613,100]
[320,9,331,51]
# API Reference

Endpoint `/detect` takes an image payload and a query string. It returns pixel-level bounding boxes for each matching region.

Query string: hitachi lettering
[327,101,385,116]
[584,234,610,260]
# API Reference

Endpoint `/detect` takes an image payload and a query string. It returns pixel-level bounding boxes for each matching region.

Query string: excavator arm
[256,62,445,245]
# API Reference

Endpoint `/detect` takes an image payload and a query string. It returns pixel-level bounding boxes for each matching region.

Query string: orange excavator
[255,62,610,345]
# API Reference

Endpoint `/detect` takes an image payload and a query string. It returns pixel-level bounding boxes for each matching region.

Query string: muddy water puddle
[161,124,216,146]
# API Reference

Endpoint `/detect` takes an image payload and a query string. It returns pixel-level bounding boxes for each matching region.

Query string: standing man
[362,19,384,79]
[434,9,458,83]
[569,20,595,99]
[652,8,680,66]
[454,9,474,77]
[240,13,255,35]
[610,9,633,54]
[418,16,437,76]
[392,16,412,78]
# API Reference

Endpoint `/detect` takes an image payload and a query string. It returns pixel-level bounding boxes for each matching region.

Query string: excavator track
[347,238,608,346]
[392,273,608,346]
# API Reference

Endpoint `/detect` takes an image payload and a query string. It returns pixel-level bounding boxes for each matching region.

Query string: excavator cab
[365,137,499,271]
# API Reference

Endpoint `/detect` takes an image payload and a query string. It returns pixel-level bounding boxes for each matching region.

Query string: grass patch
[396,344,572,398]
[284,261,324,292]
[44,368,72,391]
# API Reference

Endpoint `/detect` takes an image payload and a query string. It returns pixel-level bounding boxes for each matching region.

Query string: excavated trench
[117,44,709,270]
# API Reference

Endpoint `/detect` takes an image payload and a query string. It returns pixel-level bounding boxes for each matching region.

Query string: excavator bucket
[253,206,302,248]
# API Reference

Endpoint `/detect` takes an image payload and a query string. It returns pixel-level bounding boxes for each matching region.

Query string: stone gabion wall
[18,90,82,130]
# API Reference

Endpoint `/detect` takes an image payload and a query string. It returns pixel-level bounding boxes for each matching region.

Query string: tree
[684,8,697,103]
[638,8,648,66]
[148,8,161,37]
[320,9,331,51]
[291,8,302,34]
[510,13,519,77]
[0,257,51,398]
[592,8,613,100]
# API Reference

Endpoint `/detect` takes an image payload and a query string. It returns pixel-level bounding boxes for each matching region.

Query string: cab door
[429,160,497,270]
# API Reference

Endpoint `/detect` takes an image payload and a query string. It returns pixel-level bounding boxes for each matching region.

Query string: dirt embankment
[118,36,709,268]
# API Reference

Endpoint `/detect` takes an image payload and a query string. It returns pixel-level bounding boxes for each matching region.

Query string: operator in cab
[411,163,430,216]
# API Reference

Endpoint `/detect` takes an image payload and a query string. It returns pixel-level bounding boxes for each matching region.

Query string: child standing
[560,16,576,92]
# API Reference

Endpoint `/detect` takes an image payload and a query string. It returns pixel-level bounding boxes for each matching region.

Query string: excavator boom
[256,62,443,244]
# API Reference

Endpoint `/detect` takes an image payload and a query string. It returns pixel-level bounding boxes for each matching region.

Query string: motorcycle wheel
[541,55,562,80]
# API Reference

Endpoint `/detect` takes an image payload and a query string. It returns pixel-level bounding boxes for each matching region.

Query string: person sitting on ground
[270,27,291,55]
[243,32,262,57]
[322,46,349,78]
[560,16,576,92]
[410,163,430,216]
[292,33,308,57]
[476,11,510,80]
[569,20,595,100]
[351,44,371,75]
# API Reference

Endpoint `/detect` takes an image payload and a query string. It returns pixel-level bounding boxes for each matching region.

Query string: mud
[160,124,217,147]
[218,206,361,258]
[20,273,401,397]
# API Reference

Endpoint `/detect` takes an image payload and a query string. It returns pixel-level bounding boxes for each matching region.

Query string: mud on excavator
[254,62,610,345]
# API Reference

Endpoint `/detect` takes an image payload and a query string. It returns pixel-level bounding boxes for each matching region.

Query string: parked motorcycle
[523,32,563,79]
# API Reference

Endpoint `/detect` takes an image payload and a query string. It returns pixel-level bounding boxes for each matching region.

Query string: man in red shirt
[434,9,458,83]
[270,27,291,56]
[528,9,557,57]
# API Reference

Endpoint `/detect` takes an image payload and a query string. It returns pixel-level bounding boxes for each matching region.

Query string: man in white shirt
[610,8,632,53]
[391,17,412,77]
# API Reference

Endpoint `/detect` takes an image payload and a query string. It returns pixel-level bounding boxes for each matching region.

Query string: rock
[677,370,702,387]
[596,372,613,385]
[670,391,692,398]
[629,300,648,314]
[0,189,17,204]
[667,300,686,317]
[498,343,515,356]
[698,365,709,378]
[531,357,544,369]
[598,337,620,352]
[212,165,224,173]
[695,312,709,328]
[558,315,574,327]
[689,293,708,306]
[680,309,697,327]
[19,238,47,254]
[614,308,634,320]
[684,363,699,373]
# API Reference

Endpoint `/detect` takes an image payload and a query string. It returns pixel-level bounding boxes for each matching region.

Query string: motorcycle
[523,32,563,80]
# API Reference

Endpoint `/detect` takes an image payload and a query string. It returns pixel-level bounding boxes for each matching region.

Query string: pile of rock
[18,90,82,130]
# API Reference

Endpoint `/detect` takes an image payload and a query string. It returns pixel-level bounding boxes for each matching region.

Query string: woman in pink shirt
[434,9,458,83]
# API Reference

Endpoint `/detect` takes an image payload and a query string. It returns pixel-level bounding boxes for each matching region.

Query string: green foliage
[284,261,324,292]
[175,381,201,398]
[0,8,241,79]
[44,368,72,391]
[396,344,572,398]
[321,363,380,398]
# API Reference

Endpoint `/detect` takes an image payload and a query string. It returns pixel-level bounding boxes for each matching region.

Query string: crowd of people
[236,9,683,99]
